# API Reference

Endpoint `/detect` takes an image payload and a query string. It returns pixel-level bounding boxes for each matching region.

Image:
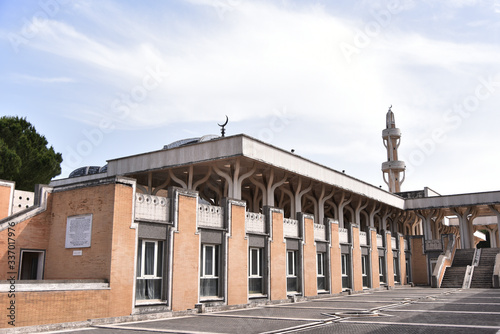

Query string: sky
[1,0,500,195]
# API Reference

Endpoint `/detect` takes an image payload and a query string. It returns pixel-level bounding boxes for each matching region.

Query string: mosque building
[0,109,499,329]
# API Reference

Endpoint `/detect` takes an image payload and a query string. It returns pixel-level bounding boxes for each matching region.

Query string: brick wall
[270,209,286,301]
[0,289,110,328]
[227,202,248,305]
[386,233,394,287]
[370,229,380,288]
[352,226,362,291]
[0,182,13,220]
[0,180,136,328]
[330,221,342,294]
[171,192,200,311]
[302,216,316,297]
[410,236,428,285]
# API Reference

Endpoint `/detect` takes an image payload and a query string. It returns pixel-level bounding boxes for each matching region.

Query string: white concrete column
[451,208,474,249]
[489,205,500,248]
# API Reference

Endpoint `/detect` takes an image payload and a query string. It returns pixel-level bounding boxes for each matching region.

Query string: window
[19,250,45,280]
[249,248,264,294]
[201,244,219,297]
[317,253,326,291]
[379,256,385,284]
[393,257,399,283]
[286,250,298,292]
[361,255,369,288]
[136,240,163,300]
[341,253,350,289]
[405,258,410,284]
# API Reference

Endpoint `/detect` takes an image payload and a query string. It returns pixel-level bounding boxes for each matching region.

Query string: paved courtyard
[46,287,500,334]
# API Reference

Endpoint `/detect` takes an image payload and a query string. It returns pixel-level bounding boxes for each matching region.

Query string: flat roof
[106,134,406,209]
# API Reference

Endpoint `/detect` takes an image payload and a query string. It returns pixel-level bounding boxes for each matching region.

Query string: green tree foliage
[0,116,62,191]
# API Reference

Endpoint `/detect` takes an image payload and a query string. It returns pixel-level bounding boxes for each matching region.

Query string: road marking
[94,325,223,334]
[343,320,500,330]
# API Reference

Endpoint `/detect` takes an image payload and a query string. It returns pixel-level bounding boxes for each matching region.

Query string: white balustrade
[359,231,367,246]
[314,223,326,241]
[198,204,224,229]
[246,212,266,233]
[425,239,443,251]
[284,218,299,238]
[339,228,349,244]
[135,194,170,222]
[391,236,397,249]
[376,234,383,247]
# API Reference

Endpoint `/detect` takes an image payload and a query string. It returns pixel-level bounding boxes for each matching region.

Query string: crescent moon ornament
[218,115,228,137]
[218,115,229,127]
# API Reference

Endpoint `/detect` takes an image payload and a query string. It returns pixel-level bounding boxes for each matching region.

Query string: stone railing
[135,194,170,222]
[314,223,326,241]
[198,204,224,229]
[246,212,266,234]
[339,228,349,244]
[283,218,299,238]
[359,231,367,246]
[425,239,443,251]
[391,237,397,249]
[376,234,383,247]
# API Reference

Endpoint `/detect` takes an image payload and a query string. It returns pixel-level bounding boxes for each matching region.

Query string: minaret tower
[382,106,406,193]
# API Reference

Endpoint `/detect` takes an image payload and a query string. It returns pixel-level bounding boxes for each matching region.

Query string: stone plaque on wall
[65,214,93,248]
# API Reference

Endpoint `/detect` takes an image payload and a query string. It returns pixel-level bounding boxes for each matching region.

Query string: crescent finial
[218,115,228,137]
[218,115,229,127]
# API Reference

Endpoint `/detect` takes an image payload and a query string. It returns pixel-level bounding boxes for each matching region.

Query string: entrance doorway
[19,250,45,280]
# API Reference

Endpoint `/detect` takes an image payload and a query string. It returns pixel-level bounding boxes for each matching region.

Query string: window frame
[137,240,162,279]
[287,250,296,278]
[249,247,262,278]
[379,256,386,283]
[200,243,221,298]
[136,239,164,302]
[201,244,219,279]
[341,254,348,277]
[316,252,326,291]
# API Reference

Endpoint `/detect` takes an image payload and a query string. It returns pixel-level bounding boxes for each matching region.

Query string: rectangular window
[379,256,385,284]
[249,248,264,294]
[286,250,298,292]
[341,254,349,289]
[393,257,399,283]
[405,258,410,284]
[136,239,163,300]
[317,252,326,291]
[361,255,369,288]
[201,244,219,297]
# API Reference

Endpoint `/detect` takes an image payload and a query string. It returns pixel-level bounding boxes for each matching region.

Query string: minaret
[382,106,406,193]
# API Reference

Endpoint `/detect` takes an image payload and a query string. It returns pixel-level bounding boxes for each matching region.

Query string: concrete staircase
[470,248,500,288]
[440,249,475,288]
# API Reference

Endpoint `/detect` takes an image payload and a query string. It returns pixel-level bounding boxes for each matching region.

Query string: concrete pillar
[487,228,497,248]
[489,205,500,248]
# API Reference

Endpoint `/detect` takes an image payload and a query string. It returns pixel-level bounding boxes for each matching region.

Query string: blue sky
[1,0,500,195]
